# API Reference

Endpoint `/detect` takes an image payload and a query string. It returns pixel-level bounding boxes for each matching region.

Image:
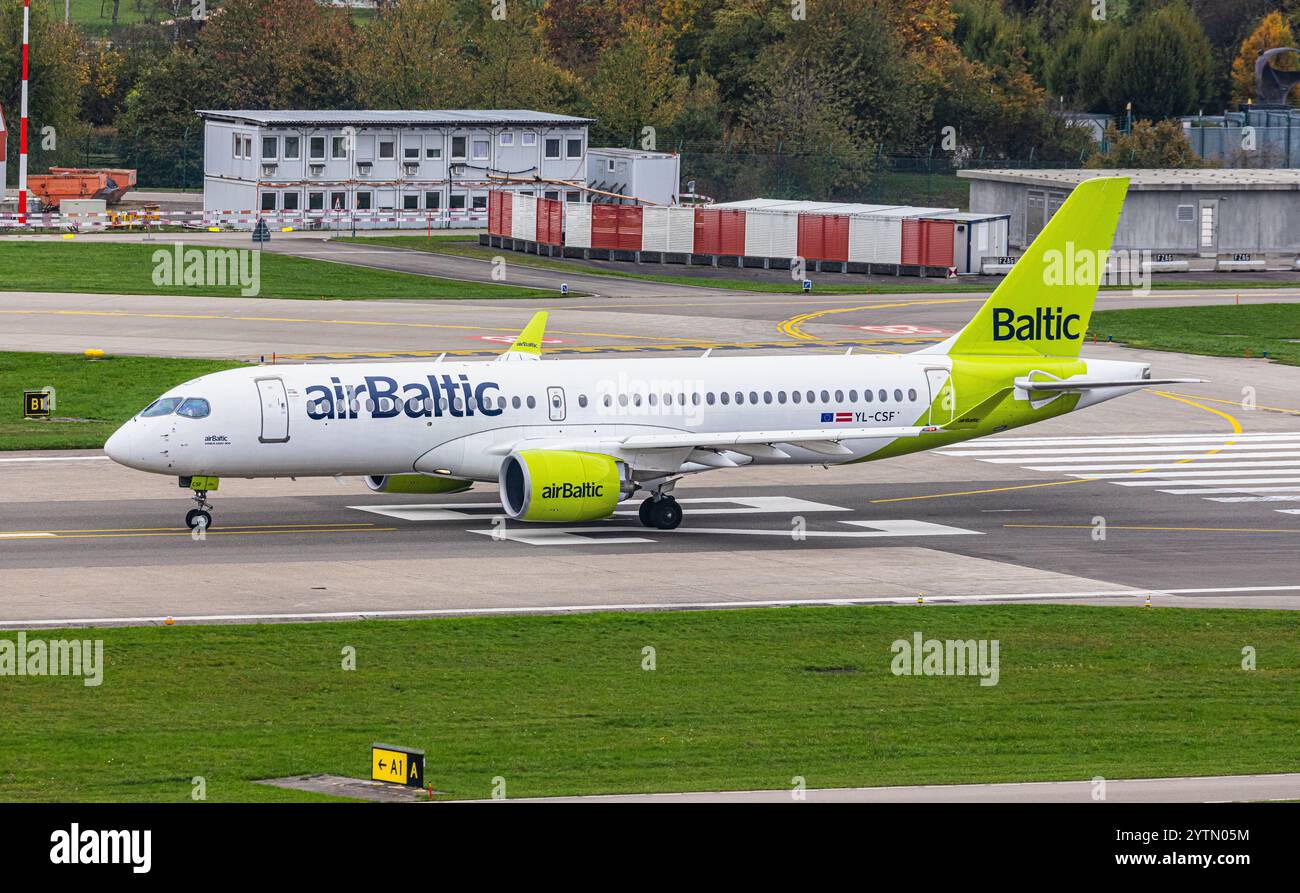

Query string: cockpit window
[140,397,183,417]
[177,398,211,419]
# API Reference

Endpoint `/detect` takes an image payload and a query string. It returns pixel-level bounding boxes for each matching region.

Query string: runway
[4,377,1300,625]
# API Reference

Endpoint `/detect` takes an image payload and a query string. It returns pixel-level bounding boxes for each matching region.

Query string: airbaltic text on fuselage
[305,375,502,420]
[992,306,1081,342]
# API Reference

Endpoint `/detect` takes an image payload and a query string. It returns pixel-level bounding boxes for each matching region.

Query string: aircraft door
[547,386,566,422]
[925,368,954,427]
[256,377,290,443]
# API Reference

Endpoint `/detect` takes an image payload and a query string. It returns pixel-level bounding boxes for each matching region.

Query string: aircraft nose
[104,425,133,465]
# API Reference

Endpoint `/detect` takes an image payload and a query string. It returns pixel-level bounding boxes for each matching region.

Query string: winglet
[498,311,548,362]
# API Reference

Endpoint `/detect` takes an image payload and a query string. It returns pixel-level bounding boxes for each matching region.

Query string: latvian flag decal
[821,412,853,423]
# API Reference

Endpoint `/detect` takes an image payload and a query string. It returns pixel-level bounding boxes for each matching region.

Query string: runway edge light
[371,743,425,788]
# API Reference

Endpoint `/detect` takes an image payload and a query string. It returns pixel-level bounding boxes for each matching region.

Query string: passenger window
[777,391,787,404]
[806,391,815,403]
[720,392,730,405]
[820,390,830,403]
[603,394,613,408]
[140,397,183,417]
[749,391,758,404]
[863,390,873,403]
[792,391,801,404]
[706,393,715,405]
[512,396,521,409]
[878,389,887,402]
[176,398,211,419]
[692,393,701,405]
[849,389,858,401]
[834,390,843,402]
[894,389,903,402]
[648,393,657,406]
[734,392,744,405]
[908,388,918,401]
[763,391,772,404]
[578,394,588,408]
[526,396,536,409]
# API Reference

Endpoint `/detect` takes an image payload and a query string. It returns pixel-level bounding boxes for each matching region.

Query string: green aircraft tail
[943,176,1129,359]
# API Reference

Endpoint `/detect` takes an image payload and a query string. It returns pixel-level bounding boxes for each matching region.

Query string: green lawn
[1090,303,1300,366]
[0,241,563,300]
[1,605,1295,802]
[2,352,245,450]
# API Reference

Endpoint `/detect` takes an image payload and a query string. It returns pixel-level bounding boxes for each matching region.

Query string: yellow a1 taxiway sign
[371,744,424,787]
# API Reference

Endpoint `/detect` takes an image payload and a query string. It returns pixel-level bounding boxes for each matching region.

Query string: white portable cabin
[921,212,1011,274]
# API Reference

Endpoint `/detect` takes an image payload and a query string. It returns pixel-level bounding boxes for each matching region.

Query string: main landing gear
[638,494,683,530]
[186,489,213,531]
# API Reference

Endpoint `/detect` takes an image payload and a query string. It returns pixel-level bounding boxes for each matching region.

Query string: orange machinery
[27,168,137,209]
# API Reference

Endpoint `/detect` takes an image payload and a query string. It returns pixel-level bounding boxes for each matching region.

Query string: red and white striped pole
[18,0,31,225]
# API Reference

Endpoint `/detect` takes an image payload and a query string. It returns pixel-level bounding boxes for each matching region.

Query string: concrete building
[586,148,681,206]
[198,109,593,227]
[960,168,1300,269]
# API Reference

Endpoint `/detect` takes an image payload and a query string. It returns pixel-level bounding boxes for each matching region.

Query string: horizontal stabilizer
[1014,377,1204,392]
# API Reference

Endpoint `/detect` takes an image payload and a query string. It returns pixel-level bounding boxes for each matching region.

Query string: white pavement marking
[468,519,979,545]
[0,533,56,539]
[942,431,1300,511]
[4,585,1298,629]
[352,495,854,523]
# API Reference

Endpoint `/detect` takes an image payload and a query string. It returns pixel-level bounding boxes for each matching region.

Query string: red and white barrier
[0,209,489,230]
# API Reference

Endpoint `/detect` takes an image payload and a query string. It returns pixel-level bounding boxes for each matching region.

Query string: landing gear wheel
[649,497,682,531]
[185,509,212,530]
[638,498,655,527]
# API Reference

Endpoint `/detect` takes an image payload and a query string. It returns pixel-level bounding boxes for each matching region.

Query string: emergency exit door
[547,386,566,422]
[925,369,954,426]
[257,377,290,443]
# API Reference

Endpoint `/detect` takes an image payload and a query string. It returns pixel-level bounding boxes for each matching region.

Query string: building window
[425,191,441,210]
[566,191,580,203]
[606,158,615,172]
[471,194,487,211]
[379,140,395,159]
[450,193,467,210]
[309,136,326,161]
[499,132,514,146]
[356,192,372,211]
[283,136,300,160]
[403,146,420,160]
[308,192,325,211]
[451,136,467,159]
[331,136,348,160]
[522,132,537,147]
[544,190,560,201]
[567,138,583,159]
[472,139,490,160]
[262,137,278,160]
[260,192,277,212]
[283,192,300,211]
[329,192,347,211]
[403,194,419,211]
[544,138,561,160]
[425,146,442,160]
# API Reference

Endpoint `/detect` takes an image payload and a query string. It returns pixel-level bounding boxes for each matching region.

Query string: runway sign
[23,391,50,419]
[371,744,424,787]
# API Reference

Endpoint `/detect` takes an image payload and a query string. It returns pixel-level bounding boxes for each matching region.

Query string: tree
[1102,6,1206,119]
[356,0,469,108]
[0,0,87,179]
[587,18,689,146]
[1231,10,1299,106]
[1086,119,1207,168]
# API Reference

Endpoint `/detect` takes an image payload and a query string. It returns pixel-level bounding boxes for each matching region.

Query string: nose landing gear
[180,476,219,530]
[638,494,682,530]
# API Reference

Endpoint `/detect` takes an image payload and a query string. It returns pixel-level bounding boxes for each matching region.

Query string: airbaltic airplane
[106,176,1194,531]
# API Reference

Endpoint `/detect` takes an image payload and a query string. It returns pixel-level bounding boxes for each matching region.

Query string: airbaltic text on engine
[992,306,1081,342]
[305,375,500,420]
[541,482,605,500]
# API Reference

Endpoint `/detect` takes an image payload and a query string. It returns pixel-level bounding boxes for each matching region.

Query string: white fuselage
[104,352,1140,483]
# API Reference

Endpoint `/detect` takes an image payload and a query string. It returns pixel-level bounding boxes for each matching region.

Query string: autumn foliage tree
[1231,10,1299,106]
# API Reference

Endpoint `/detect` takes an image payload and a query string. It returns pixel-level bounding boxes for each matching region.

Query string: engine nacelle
[499,450,623,522]
[365,474,474,495]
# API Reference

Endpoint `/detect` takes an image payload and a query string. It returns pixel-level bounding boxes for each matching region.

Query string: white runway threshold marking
[350,495,852,522]
[469,519,979,546]
[940,430,1300,513]
[5,585,1299,629]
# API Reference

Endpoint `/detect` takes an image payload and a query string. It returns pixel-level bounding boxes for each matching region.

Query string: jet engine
[498,450,625,522]
[364,474,474,494]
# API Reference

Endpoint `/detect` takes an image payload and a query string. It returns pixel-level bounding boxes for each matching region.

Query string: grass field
[1090,303,1300,366]
[1,352,246,450]
[1,605,1295,802]
[0,241,562,300]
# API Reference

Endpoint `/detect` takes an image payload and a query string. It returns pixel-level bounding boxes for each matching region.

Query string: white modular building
[198,109,593,227]
[586,148,681,206]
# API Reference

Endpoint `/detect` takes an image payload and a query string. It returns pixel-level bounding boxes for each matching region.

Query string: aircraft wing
[620,425,939,458]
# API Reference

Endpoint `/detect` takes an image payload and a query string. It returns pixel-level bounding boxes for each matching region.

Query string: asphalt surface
[483,773,1300,804]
